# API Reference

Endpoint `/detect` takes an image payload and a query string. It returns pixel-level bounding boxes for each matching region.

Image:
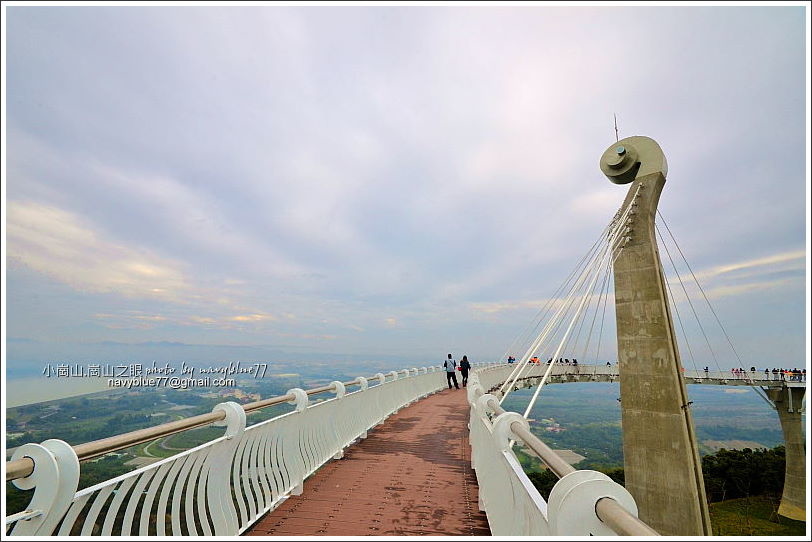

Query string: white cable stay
[499,239,609,400]
[579,263,613,364]
[496,231,609,367]
[656,224,703,375]
[499,222,623,401]
[497,220,615,393]
[500,186,640,408]
[657,210,748,369]
[521,241,616,418]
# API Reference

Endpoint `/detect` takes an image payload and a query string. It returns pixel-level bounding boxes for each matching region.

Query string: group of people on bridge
[759,367,805,381]
[704,366,806,381]
[506,356,580,365]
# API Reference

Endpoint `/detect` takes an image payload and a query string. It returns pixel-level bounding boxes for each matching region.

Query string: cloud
[701,250,805,281]
[664,249,804,300]
[3,7,806,365]
[189,316,217,325]
[470,299,550,315]
[92,312,171,330]
[230,313,276,322]
[6,201,294,332]
[701,278,797,301]
[7,201,193,302]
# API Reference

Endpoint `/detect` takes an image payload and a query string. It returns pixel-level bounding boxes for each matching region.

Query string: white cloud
[7,201,193,302]
[665,249,805,297]
[701,278,797,301]
[4,7,806,364]
[705,250,805,280]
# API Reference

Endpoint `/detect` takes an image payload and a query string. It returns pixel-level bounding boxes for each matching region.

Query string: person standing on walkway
[459,355,471,387]
[444,354,460,389]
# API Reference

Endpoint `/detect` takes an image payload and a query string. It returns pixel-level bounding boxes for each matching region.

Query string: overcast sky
[3,4,809,373]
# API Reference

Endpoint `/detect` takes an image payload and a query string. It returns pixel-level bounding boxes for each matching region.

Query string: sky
[3,3,809,376]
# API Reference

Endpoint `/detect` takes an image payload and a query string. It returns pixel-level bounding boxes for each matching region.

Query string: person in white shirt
[444,354,460,390]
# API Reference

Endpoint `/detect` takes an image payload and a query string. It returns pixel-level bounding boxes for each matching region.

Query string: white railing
[5,367,446,536]
[475,362,618,391]
[475,362,801,390]
[11,361,782,536]
[466,364,658,536]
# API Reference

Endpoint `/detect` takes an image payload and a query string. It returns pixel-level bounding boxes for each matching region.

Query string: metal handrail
[483,396,576,478]
[482,395,658,536]
[595,497,660,536]
[5,368,436,482]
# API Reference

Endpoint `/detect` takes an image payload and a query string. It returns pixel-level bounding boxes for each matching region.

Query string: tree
[527,469,559,500]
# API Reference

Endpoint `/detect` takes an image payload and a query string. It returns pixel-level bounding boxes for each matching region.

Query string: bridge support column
[601,137,711,536]
[766,387,806,521]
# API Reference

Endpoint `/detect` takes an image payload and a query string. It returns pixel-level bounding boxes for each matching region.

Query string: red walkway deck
[245,386,491,536]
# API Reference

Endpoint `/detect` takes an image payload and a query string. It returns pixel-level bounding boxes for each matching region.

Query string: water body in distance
[5,375,112,408]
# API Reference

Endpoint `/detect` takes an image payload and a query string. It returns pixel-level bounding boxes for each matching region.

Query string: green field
[708,495,805,536]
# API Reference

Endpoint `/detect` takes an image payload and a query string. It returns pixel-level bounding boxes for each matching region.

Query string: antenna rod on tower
[614,114,619,142]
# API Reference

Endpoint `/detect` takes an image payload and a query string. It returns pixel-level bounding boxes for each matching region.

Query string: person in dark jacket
[459,355,471,387]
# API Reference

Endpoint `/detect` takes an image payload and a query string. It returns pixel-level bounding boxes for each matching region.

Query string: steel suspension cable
[499,228,614,395]
[560,259,608,367]
[512,223,626,402]
[561,256,613,367]
[579,260,613,363]
[500,191,639,400]
[498,227,613,365]
[569,264,608,361]
[656,224,701,374]
[657,210,748,369]
[593,272,611,364]
[500,232,618,398]
[655,218,724,374]
[521,244,616,418]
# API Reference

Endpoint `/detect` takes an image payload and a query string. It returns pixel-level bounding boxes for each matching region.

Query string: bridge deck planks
[244,386,491,536]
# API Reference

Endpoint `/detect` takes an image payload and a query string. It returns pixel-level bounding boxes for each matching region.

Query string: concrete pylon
[765,386,806,521]
[600,137,712,536]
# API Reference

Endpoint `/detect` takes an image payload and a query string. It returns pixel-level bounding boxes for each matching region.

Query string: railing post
[491,412,527,451]
[286,388,309,495]
[400,369,413,404]
[547,470,639,536]
[406,368,418,401]
[330,381,347,459]
[208,401,246,535]
[356,377,369,439]
[8,439,79,535]
[287,388,309,413]
[374,373,387,424]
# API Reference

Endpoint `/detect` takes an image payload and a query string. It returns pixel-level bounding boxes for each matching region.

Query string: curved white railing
[466,363,658,536]
[5,367,446,536]
[9,361,789,536]
[475,362,801,390]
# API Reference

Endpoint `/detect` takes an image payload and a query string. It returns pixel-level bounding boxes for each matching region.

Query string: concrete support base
[766,387,806,521]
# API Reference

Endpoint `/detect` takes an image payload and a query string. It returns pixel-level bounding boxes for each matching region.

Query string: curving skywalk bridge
[6,361,803,536]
